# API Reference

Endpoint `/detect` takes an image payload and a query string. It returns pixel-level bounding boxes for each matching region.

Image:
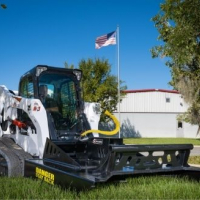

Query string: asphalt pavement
[191,146,200,156]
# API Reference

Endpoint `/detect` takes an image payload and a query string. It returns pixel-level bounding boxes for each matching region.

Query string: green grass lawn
[1,176,200,199]
[124,137,200,145]
[189,156,200,164]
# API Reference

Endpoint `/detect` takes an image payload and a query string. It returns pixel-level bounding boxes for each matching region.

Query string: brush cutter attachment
[24,137,200,189]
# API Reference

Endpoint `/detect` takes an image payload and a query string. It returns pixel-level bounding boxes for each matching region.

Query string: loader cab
[18,65,90,140]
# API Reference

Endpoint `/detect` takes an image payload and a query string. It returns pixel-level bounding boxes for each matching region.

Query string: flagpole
[117,25,121,138]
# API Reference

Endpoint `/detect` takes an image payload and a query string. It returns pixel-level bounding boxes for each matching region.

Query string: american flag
[95,31,116,49]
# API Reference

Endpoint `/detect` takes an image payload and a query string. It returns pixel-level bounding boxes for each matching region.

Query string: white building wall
[117,113,199,138]
[114,89,199,138]
[118,90,188,113]
[184,123,199,138]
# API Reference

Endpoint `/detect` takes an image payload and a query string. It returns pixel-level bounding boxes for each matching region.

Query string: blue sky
[0,0,172,91]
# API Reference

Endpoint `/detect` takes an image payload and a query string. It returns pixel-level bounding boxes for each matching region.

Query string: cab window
[19,76,34,98]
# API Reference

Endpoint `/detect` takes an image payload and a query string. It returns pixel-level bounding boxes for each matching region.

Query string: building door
[176,121,184,137]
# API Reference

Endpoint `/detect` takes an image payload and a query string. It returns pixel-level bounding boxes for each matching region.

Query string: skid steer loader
[0,65,200,190]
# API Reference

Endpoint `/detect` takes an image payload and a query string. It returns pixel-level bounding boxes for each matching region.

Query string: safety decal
[122,166,134,172]
[33,102,40,111]
[36,167,54,185]
[92,139,103,145]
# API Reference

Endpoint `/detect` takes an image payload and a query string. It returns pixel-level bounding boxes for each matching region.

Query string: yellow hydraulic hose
[81,110,120,137]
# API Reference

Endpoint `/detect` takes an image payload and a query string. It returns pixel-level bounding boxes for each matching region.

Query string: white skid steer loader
[0,65,200,190]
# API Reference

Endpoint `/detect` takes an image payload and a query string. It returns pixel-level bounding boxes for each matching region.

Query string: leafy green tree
[65,58,127,120]
[151,0,200,134]
[64,62,74,69]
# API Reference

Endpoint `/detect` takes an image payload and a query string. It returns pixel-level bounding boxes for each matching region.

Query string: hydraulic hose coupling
[81,110,120,137]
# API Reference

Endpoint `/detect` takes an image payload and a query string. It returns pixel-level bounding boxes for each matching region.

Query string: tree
[65,58,127,120]
[64,62,74,69]
[151,0,200,134]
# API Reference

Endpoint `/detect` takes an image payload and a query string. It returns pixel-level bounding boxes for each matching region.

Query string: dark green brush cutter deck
[24,138,200,189]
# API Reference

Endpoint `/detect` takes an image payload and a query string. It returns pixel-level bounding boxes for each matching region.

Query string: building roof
[124,89,179,94]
